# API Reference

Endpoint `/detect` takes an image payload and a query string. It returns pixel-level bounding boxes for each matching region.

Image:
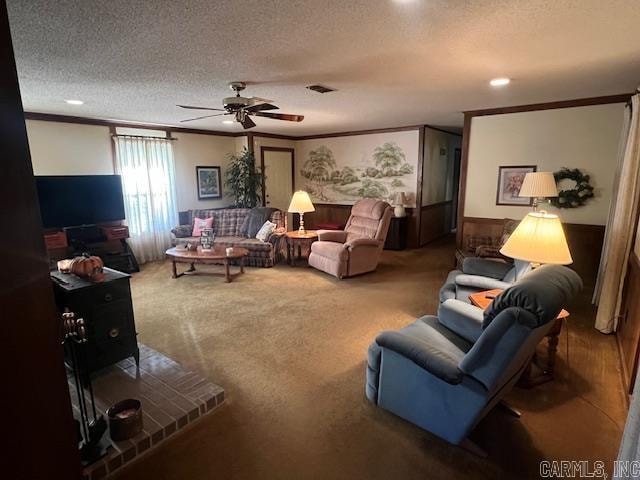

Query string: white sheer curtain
[595,92,640,333]
[593,103,632,305]
[114,135,178,264]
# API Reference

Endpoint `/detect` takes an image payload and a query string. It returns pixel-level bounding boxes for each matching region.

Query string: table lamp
[288,190,315,234]
[518,172,558,211]
[393,192,407,217]
[500,210,572,279]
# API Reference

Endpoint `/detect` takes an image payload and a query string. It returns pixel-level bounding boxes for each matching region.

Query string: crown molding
[463,93,633,117]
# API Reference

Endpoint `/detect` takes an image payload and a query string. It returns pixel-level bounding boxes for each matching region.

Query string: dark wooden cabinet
[384,216,408,250]
[51,268,139,377]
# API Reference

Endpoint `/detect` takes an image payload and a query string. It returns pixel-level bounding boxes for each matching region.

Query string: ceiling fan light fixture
[65,99,84,105]
[222,119,234,124]
[178,84,303,127]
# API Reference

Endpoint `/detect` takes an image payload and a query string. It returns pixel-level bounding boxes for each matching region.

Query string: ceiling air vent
[306,84,336,94]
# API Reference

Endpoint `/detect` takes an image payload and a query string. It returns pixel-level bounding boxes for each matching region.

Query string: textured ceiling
[7,0,640,136]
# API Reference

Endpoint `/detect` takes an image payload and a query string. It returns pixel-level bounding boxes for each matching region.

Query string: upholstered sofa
[308,198,392,279]
[171,208,285,267]
[455,218,519,270]
[366,265,582,449]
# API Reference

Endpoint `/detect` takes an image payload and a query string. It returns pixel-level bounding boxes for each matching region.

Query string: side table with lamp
[385,192,408,251]
[288,190,315,234]
[286,190,318,265]
[492,209,575,386]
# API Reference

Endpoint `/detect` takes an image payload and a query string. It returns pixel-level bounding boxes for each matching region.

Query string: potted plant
[225,147,263,208]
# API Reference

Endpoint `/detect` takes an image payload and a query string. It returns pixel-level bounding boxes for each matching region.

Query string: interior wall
[25,120,246,214]
[464,103,625,225]
[235,134,248,152]
[422,127,461,206]
[26,119,113,174]
[254,136,296,152]
[171,132,237,211]
[294,129,420,207]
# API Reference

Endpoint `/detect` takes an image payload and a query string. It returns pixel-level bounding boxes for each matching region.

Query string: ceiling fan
[177,82,304,129]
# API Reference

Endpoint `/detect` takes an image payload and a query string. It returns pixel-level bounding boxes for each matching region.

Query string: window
[113,132,178,264]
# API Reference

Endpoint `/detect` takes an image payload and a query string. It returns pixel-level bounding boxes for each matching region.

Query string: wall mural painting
[300,142,415,205]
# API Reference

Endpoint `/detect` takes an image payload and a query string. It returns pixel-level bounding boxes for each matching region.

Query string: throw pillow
[240,207,278,238]
[171,225,193,238]
[238,214,251,237]
[192,216,213,236]
[255,220,276,242]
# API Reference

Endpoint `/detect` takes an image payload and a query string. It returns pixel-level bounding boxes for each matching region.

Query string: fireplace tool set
[61,310,108,464]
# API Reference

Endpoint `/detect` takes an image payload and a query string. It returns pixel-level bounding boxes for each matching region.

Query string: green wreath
[550,167,594,208]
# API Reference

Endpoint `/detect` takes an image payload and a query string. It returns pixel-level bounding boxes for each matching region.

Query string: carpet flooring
[114,237,627,480]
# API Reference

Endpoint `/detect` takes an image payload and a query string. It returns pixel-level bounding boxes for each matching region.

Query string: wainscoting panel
[300,204,352,230]
[420,201,453,246]
[459,217,604,288]
[302,204,417,248]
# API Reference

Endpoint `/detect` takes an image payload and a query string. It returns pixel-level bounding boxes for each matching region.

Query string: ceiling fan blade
[180,113,228,123]
[240,115,256,129]
[243,103,279,113]
[253,112,304,122]
[177,104,227,111]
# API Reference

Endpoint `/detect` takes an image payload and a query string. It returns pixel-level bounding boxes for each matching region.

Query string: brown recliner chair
[308,198,393,279]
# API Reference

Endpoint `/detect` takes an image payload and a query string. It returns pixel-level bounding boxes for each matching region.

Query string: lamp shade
[287,190,315,213]
[393,192,407,206]
[518,172,558,198]
[499,211,572,265]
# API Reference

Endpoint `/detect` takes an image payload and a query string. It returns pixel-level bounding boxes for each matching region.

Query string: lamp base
[298,213,306,235]
[532,197,549,212]
[394,205,406,217]
[513,259,532,281]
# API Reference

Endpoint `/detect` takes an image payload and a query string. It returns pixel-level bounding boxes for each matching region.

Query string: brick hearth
[67,344,224,480]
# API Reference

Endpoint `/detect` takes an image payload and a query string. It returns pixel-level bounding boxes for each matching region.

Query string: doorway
[451,147,462,231]
[261,147,295,227]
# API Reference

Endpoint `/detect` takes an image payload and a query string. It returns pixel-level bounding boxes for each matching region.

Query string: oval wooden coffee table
[165,246,249,283]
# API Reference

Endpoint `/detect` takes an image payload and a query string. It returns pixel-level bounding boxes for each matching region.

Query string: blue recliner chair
[366,265,581,449]
[439,257,531,304]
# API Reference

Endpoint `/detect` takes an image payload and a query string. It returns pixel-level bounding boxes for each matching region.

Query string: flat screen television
[35,175,126,228]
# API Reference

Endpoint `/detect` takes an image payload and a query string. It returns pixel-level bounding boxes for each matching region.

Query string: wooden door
[0,0,81,477]
[618,252,640,393]
[261,147,294,226]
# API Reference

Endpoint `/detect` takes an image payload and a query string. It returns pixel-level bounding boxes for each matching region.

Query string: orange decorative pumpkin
[69,254,105,282]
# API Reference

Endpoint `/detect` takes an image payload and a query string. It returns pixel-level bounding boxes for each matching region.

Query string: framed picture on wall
[496,165,536,206]
[196,166,222,200]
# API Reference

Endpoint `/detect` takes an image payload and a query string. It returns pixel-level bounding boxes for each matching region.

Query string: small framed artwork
[196,166,222,200]
[200,228,214,251]
[496,165,537,206]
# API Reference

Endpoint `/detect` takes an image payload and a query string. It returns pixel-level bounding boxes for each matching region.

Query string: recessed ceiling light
[489,78,511,87]
[222,120,234,124]
[65,99,84,105]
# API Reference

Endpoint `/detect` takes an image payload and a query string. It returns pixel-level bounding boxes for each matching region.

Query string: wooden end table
[469,288,569,387]
[165,246,248,283]
[285,230,318,266]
